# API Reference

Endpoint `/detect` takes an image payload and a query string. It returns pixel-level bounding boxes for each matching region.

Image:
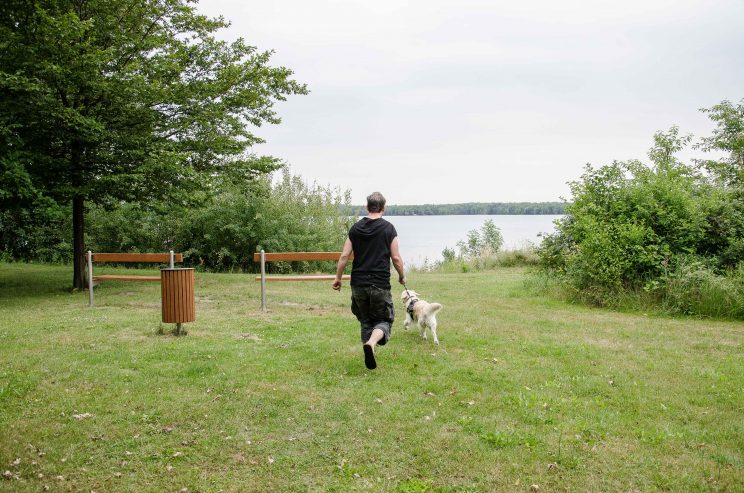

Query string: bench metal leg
[87,250,94,307]
[260,250,266,312]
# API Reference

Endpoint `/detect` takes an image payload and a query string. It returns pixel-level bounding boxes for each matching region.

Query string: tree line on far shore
[344,202,566,216]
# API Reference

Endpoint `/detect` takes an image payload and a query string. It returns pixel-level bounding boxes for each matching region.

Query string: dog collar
[406,299,418,317]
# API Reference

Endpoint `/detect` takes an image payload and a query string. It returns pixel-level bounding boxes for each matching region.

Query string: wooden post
[260,249,267,312]
[87,251,94,307]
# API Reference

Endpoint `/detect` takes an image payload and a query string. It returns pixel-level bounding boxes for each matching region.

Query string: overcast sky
[197,0,744,205]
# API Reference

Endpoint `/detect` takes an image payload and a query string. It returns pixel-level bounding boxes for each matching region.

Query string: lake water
[385,215,563,267]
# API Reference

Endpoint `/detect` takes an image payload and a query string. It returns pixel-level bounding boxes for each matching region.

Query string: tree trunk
[72,195,86,289]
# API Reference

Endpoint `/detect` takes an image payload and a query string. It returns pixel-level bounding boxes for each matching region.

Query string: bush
[87,202,177,254]
[86,167,353,272]
[0,197,71,263]
[537,102,744,319]
[456,219,503,259]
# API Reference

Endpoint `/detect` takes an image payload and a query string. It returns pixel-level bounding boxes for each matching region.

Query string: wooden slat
[161,269,195,323]
[252,252,351,262]
[92,253,184,263]
[254,275,351,281]
[93,275,161,281]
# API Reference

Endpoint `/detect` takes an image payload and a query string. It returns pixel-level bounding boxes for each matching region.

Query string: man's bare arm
[390,237,406,285]
[332,238,353,290]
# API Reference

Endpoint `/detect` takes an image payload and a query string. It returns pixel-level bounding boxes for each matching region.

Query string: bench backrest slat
[92,253,184,263]
[252,252,350,262]
[253,251,352,312]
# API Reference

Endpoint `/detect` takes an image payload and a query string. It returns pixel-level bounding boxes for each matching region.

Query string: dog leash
[403,282,417,317]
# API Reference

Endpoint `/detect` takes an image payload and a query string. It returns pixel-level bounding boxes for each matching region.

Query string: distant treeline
[344,202,567,216]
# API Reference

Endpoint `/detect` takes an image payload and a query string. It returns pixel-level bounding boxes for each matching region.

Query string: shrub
[456,219,503,259]
[537,101,744,319]
[86,167,353,272]
[0,197,71,263]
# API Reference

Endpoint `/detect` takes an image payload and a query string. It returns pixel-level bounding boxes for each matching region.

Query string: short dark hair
[366,192,386,213]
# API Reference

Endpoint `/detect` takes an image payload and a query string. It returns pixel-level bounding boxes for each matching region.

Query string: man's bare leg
[366,328,385,348]
[363,328,385,369]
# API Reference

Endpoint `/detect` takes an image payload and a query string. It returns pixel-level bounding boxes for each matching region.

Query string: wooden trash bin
[161,268,195,335]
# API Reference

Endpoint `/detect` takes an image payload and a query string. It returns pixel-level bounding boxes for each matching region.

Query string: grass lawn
[1,263,742,492]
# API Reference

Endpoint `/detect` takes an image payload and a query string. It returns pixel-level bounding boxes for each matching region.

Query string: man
[333,192,406,370]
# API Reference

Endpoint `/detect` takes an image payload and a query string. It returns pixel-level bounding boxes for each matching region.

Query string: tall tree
[697,99,744,188]
[0,0,307,288]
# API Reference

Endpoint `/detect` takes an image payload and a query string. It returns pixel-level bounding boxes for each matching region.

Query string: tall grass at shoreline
[534,260,744,321]
[412,247,540,274]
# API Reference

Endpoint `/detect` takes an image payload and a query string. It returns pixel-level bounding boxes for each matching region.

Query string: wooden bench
[86,251,183,306]
[253,250,351,311]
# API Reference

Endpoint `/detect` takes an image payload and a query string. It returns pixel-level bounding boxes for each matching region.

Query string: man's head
[366,192,386,213]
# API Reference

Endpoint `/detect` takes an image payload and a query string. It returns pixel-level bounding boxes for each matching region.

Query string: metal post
[169,250,175,268]
[260,249,267,312]
[87,251,94,307]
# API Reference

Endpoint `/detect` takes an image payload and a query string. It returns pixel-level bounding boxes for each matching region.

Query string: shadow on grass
[0,263,81,300]
[0,262,235,305]
[0,263,170,304]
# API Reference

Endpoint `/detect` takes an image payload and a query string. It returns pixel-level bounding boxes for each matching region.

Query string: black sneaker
[363,344,377,370]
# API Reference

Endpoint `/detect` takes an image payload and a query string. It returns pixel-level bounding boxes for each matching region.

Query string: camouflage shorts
[350,285,395,345]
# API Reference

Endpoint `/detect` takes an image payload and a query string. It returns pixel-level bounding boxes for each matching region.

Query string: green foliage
[0,143,72,262]
[456,219,503,259]
[654,257,744,318]
[86,202,177,254]
[441,247,456,263]
[0,198,71,263]
[417,219,510,273]
[479,430,540,449]
[178,168,352,271]
[0,0,307,285]
[86,167,352,272]
[418,221,537,273]
[396,479,432,493]
[424,251,538,273]
[493,248,540,267]
[538,102,744,316]
[696,99,744,187]
[0,0,305,203]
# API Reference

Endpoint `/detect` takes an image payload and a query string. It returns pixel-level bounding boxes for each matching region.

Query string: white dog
[401,289,443,345]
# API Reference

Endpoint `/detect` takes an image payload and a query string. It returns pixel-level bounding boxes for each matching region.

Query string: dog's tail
[425,303,443,316]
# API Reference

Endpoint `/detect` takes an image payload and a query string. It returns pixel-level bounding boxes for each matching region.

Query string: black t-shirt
[348,217,397,289]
